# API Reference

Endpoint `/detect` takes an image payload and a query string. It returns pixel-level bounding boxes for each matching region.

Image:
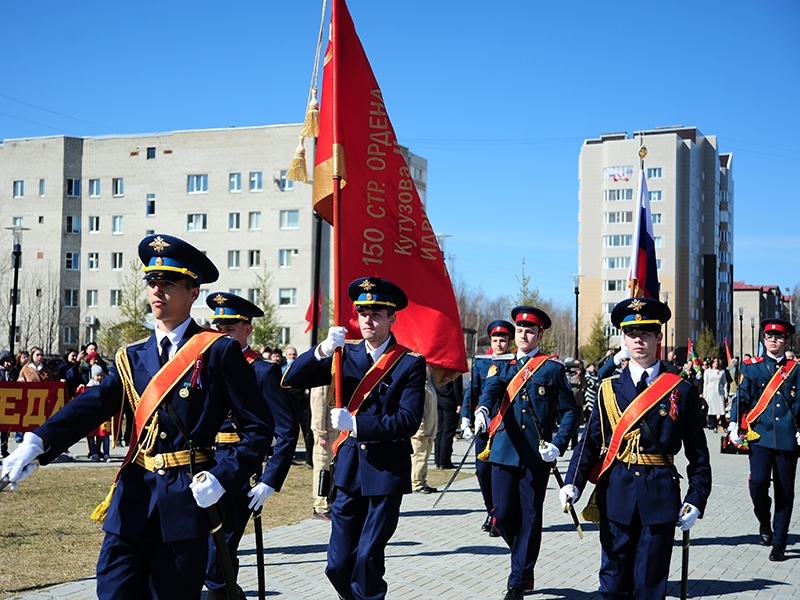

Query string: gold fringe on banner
[300,87,320,138]
[90,482,117,523]
[285,137,308,183]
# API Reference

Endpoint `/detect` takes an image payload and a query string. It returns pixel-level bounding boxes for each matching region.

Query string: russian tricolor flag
[628,169,660,299]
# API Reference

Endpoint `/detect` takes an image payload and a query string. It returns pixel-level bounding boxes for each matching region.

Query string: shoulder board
[547,356,564,365]
[744,356,764,365]
[473,354,495,360]
[345,339,360,345]
[608,374,621,380]
[493,353,515,361]
[407,351,423,358]
[126,336,151,349]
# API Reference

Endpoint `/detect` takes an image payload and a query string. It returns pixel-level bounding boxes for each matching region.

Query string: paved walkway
[6,430,800,599]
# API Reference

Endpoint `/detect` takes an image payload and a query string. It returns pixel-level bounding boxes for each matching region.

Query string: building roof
[733,281,782,293]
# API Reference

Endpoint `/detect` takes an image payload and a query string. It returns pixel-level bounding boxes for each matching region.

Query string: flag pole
[331,0,344,408]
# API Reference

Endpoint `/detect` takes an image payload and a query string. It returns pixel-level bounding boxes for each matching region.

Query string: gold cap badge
[359,279,376,291]
[213,294,227,305]
[149,236,170,253]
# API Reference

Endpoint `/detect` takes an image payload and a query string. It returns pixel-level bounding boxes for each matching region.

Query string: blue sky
[2,1,798,307]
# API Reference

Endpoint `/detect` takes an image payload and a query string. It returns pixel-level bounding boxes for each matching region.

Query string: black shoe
[759,523,773,547]
[503,587,524,600]
[482,514,493,532]
[414,484,438,494]
[489,525,500,537]
[312,510,332,521]
[769,547,786,562]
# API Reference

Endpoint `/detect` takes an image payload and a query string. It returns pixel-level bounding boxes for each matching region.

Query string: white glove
[1,431,45,490]
[331,408,355,433]
[677,502,700,530]
[474,409,489,434]
[613,346,630,366]
[728,421,742,445]
[189,471,225,508]
[539,441,560,462]
[460,417,474,441]
[559,484,581,509]
[319,326,347,358]
[247,482,275,511]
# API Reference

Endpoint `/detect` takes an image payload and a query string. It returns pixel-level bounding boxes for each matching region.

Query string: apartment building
[577,126,734,353]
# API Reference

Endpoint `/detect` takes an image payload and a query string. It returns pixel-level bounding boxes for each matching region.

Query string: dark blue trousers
[96,513,208,600]
[205,485,251,596]
[491,463,550,589]
[327,487,403,600]
[475,434,493,513]
[749,443,798,550]
[597,509,674,600]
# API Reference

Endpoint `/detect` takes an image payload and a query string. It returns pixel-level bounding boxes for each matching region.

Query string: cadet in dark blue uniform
[203,292,299,599]
[561,298,711,600]
[1,235,273,600]
[283,277,426,600]
[460,319,514,535]
[476,306,579,600]
[729,317,800,562]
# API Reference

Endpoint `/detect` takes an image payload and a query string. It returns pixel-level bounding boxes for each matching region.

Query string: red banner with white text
[0,381,69,433]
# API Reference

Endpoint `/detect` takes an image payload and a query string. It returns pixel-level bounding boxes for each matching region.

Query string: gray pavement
[4,429,799,599]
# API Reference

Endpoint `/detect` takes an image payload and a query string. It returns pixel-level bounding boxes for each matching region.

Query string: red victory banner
[0,381,69,434]
[312,0,467,385]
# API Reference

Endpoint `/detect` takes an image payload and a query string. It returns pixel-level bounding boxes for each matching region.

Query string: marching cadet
[204,292,299,599]
[283,277,425,600]
[460,319,515,535]
[475,306,579,600]
[729,317,800,562]
[1,234,273,600]
[560,298,711,600]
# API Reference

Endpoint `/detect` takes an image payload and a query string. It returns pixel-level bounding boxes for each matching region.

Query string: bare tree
[250,265,283,350]
[98,260,150,354]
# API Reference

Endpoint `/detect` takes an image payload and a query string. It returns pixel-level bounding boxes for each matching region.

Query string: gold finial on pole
[638,145,648,160]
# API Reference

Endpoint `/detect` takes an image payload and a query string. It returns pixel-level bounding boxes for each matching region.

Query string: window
[228,212,240,231]
[279,170,293,191]
[247,288,261,304]
[9,289,20,306]
[65,252,80,270]
[280,327,291,345]
[603,188,633,202]
[602,256,630,270]
[603,235,632,247]
[654,236,662,248]
[13,181,24,198]
[110,289,121,306]
[656,259,662,270]
[66,215,80,233]
[146,193,156,216]
[248,250,261,268]
[89,216,100,232]
[112,178,124,197]
[12,216,23,227]
[649,190,662,202]
[603,211,633,224]
[89,179,100,197]
[64,289,79,307]
[249,171,262,192]
[63,326,78,345]
[187,174,208,194]
[111,252,124,270]
[88,252,99,270]
[278,288,297,307]
[280,210,299,229]
[229,173,241,193]
[651,213,662,224]
[186,213,208,231]
[67,178,81,197]
[228,250,240,269]
[248,211,261,230]
[192,289,209,308]
[87,289,98,307]
[279,248,298,268]
[603,280,626,292]
[147,147,156,160]
[604,166,634,181]
[38,216,44,224]
[109,215,123,234]
[647,167,663,179]
[39,179,46,197]
[229,288,242,297]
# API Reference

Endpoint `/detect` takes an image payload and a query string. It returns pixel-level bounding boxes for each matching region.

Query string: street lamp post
[750,317,756,356]
[6,226,28,356]
[738,307,744,382]
[670,327,675,356]
[573,274,580,359]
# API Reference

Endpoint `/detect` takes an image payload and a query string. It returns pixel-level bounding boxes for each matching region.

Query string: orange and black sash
[743,359,797,428]
[484,354,549,440]
[331,343,409,455]
[597,372,682,480]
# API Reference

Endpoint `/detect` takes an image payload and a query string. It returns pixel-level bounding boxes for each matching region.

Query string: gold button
[639,446,645,452]
[521,425,526,430]
[521,409,527,414]
[153,454,165,469]
[635,471,641,476]
[157,469,166,476]
[360,444,367,450]
[159,431,167,439]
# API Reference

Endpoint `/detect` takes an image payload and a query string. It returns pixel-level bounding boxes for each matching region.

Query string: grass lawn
[0,461,467,597]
